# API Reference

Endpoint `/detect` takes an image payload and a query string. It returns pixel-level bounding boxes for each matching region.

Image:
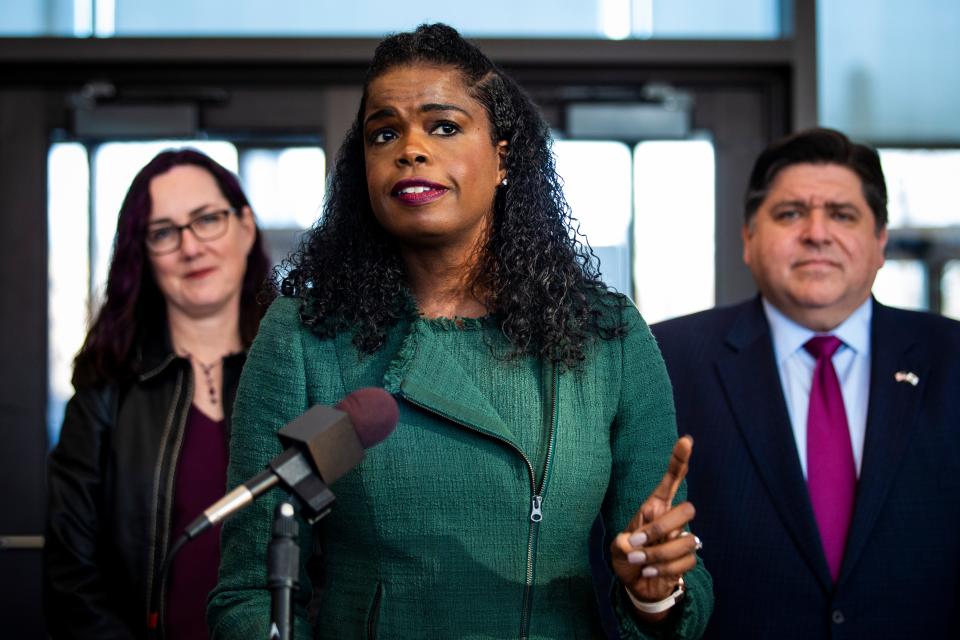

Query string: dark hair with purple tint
[72,148,273,387]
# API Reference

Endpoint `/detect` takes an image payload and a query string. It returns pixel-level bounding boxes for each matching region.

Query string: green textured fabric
[208,295,712,639]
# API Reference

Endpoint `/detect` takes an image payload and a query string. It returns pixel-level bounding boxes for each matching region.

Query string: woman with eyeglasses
[43,148,273,639]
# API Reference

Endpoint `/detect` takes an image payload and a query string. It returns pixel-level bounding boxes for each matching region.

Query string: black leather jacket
[43,338,245,639]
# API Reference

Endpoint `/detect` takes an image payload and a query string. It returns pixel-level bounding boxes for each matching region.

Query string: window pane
[943,261,960,321]
[879,149,960,228]
[48,142,90,445]
[240,147,325,230]
[83,0,783,39]
[819,0,960,142]
[91,141,238,305]
[633,139,714,324]
[113,0,609,37]
[554,141,633,296]
[0,0,77,36]
[641,0,781,39]
[873,259,926,311]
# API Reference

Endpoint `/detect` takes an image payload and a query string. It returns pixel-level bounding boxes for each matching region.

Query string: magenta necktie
[804,335,856,583]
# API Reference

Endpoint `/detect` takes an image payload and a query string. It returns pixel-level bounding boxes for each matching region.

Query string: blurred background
[2,1,958,634]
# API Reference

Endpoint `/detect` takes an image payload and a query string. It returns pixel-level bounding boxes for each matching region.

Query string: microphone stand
[268,501,300,640]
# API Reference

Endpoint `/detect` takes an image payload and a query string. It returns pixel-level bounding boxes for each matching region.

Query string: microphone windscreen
[335,387,399,449]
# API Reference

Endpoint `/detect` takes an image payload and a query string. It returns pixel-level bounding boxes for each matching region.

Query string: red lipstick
[391,178,448,206]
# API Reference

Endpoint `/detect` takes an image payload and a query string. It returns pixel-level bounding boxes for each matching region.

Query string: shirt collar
[762,297,872,364]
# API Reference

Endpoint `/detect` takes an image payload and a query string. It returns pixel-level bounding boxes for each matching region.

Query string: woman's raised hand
[610,436,700,618]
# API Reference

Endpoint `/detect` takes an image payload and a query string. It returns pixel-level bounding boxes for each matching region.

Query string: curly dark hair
[281,23,625,369]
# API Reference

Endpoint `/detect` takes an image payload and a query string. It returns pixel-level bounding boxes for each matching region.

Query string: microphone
[147,389,397,636]
[183,387,399,540]
[267,501,299,640]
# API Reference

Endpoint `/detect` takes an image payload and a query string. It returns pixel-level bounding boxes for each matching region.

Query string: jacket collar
[335,318,524,449]
[391,321,518,446]
[136,328,246,382]
[136,329,180,382]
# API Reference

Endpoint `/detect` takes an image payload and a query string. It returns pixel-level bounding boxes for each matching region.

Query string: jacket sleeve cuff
[610,562,713,640]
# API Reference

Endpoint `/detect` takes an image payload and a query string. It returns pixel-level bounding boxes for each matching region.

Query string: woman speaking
[210,24,712,639]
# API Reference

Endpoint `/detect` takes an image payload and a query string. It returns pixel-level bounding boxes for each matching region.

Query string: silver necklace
[184,353,220,405]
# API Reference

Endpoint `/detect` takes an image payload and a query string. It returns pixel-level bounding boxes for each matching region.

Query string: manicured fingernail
[642,567,658,578]
[629,532,647,546]
[627,551,646,565]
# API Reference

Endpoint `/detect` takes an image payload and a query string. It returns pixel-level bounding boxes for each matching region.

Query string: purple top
[166,405,229,639]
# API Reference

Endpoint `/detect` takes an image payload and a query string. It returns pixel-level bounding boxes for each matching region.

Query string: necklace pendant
[183,352,221,407]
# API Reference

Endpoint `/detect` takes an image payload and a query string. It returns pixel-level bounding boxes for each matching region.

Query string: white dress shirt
[762,297,872,478]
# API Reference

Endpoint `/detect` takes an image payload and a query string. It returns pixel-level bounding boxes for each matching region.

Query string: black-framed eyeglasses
[144,208,234,255]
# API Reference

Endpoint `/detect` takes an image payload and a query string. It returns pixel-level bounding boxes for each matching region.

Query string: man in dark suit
[651,128,960,638]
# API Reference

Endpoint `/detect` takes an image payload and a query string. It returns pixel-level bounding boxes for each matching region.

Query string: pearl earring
[500,177,508,186]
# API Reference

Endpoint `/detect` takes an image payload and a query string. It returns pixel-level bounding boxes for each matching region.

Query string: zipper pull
[530,495,543,522]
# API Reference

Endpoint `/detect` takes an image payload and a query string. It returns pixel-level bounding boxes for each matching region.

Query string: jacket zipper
[145,367,192,637]
[519,364,558,640]
[367,581,383,639]
[399,364,559,640]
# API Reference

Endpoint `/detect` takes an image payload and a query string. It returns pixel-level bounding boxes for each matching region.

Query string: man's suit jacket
[651,297,960,639]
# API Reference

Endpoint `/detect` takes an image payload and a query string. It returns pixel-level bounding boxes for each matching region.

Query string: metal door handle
[0,535,44,550]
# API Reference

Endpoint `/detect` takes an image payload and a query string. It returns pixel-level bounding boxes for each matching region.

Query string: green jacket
[209,296,712,639]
